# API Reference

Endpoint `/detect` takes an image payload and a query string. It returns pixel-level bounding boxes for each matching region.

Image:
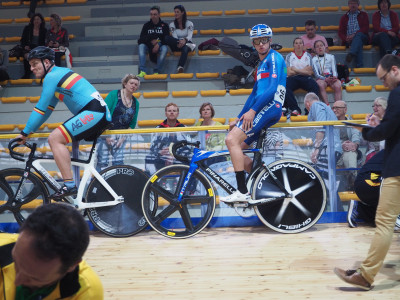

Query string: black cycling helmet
[27,46,55,62]
[27,46,55,82]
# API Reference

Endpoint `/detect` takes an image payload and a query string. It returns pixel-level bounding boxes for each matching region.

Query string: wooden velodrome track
[85,223,400,299]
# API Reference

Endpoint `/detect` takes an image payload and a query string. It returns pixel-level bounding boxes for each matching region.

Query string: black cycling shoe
[51,185,77,200]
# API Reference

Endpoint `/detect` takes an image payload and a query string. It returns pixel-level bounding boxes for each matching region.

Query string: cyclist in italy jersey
[16,46,111,199]
[221,24,287,204]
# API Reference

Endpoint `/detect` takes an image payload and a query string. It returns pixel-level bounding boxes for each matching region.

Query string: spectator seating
[0,0,394,125]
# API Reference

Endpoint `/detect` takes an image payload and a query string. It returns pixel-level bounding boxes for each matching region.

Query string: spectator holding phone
[165,5,195,73]
[312,40,342,105]
[45,13,70,67]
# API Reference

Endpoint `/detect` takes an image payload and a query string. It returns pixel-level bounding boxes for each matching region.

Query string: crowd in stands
[1,1,400,210]
[19,12,69,78]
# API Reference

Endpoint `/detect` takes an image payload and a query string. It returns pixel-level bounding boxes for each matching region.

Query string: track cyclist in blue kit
[221,24,287,204]
[16,46,111,199]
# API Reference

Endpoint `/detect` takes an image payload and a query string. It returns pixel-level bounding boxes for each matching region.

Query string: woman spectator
[364,97,387,162]
[195,102,222,127]
[165,5,195,73]
[312,40,342,105]
[96,74,140,171]
[20,13,46,79]
[372,0,400,58]
[45,13,69,67]
[195,103,226,165]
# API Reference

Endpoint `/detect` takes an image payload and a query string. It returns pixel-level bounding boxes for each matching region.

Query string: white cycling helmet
[249,24,273,39]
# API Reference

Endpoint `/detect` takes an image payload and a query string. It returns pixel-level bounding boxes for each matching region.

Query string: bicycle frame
[11,140,123,210]
[175,146,290,203]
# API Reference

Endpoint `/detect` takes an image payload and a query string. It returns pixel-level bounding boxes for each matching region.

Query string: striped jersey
[23,66,104,135]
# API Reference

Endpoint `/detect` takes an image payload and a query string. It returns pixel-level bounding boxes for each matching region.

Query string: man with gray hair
[304,92,342,168]
[333,100,362,189]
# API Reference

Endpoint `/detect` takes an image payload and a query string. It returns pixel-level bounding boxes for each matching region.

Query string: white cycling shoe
[220,190,252,203]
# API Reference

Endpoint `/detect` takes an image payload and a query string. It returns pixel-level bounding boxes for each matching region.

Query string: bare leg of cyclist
[222,127,252,203]
[48,129,77,197]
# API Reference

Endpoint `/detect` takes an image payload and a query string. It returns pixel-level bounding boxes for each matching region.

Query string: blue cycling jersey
[236,49,287,144]
[238,49,287,119]
[23,66,106,135]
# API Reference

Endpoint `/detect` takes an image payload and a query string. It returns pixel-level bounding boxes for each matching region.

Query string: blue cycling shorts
[236,101,282,145]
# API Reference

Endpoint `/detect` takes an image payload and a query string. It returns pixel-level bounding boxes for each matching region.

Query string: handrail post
[72,140,80,186]
[326,125,338,212]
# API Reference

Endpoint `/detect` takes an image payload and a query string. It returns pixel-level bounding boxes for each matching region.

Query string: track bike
[0,137,149,237]
[141,129,327,238]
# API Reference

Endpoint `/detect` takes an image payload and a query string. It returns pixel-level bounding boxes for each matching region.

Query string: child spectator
[312,40,342,105]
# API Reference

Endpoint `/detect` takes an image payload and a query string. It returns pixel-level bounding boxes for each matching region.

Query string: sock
[235,171,248,194]
[64,179,76,189]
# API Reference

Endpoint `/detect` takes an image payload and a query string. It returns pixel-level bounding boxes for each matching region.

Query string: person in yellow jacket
[0,203,103,299]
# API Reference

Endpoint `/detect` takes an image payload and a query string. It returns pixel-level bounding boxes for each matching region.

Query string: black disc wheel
[252,159,326,233]
[85,165,149,237]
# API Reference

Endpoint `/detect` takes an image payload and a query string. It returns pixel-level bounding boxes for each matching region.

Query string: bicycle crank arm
[249,196,286,206]
[77,198,124,209]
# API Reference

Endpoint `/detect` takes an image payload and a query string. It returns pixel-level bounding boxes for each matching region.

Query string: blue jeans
[372,32,400,58]
[349,32,369,68]
[138,43,168,73]
[284,75,319,113]
[164,35,190,68]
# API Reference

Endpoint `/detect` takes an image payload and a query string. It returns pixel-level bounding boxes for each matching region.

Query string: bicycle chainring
[234,205,256,218]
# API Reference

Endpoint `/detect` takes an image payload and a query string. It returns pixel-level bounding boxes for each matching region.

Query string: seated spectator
[0,47,10,87]
[137,6,170,77]
[195,103,226,165]
[301,19,329,55]
[145,103,190,173]
[195,102,222,127]
[372,0,400,58]
[284,37,320,115]
[165,5,195,73]
[305,92,342,172]
[312,40,342,105]
[0,203,103,299]
[97,74,140,171]
[334,100,362,189]
[45,13,70,67]
[20,13,46,79]
[364,96,387,161]
[339,0,370,68]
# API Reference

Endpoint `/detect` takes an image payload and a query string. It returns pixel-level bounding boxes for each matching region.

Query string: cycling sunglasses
[253,37,271,45]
